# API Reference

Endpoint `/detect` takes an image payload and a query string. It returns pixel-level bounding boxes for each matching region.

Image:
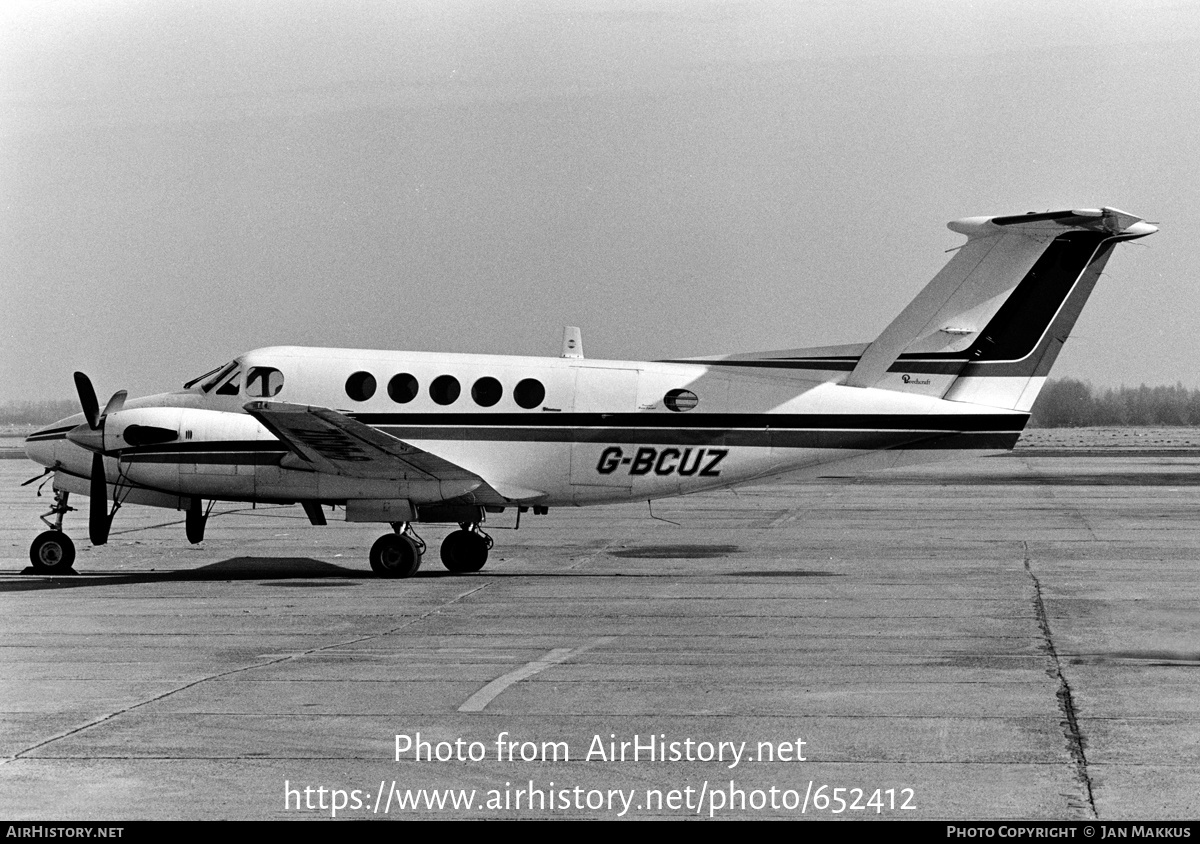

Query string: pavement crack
[2,581,493,765]
[1024,540,1096,818]
[1035,474,1098,540]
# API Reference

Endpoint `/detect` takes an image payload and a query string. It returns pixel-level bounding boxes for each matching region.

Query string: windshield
[202,361,239,393]
[183,364,226,390]
[182,361,243,394]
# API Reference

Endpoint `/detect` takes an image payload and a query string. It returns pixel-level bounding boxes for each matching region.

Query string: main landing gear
[29,489,77,573]
[370,523,426,578]
[440,524,492,573]
[368,521,492,578]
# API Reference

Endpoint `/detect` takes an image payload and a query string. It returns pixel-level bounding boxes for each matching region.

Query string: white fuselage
[25,345,1026,516]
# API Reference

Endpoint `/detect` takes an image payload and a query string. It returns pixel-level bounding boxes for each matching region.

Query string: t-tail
[847,207,1157,410]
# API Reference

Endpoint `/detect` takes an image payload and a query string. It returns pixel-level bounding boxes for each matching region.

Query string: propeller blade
[102,390,127,418]
[89,453,110,546]
[73,372,100,430]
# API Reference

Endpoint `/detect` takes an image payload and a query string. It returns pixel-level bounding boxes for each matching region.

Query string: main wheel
[30,531,76,573]
[369,533,421,578]
[440,530,489,573]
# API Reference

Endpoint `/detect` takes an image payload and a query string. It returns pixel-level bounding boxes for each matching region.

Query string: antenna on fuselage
[561,326,584,359]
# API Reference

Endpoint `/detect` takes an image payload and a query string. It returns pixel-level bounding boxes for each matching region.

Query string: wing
[244,400,481,483]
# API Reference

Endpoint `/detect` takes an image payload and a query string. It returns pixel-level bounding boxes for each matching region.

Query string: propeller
[65,372,127,546]
[74,371,100,429]
[88,453,109,545]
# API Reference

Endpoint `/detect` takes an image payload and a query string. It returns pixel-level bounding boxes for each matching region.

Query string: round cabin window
[430,375,461,406]
[472,377,503,407]
[388,373,419,404]
[346,371,377,402]
[514,378,545,409]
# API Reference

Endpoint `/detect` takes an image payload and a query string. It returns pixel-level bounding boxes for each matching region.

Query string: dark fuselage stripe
[374,427,1019,450]
[112,431,1019,465]
[121,452,287,465]
[349,412,1027,431]
[659,359,859,371]
[659,357,1062,375]
[122,441,287,454]
[52,417,1028,465]
[24,432,70,443]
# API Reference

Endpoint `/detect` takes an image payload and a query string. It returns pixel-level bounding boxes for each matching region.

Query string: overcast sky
[2,0,1197,402]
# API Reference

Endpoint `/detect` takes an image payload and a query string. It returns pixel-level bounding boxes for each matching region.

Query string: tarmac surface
[1,450,1198,820]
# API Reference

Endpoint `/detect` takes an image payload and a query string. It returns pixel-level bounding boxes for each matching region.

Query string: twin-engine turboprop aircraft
[23,207,1156,577]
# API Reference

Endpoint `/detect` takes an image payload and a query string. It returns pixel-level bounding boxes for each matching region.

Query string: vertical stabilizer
[846,207,1155,409]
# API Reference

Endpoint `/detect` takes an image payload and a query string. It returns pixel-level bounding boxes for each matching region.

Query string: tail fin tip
[948,206,1156,238]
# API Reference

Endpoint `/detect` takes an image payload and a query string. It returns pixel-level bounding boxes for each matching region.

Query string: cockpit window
[216,372,242,395]
[246,367,284,397]
[194,361,242,394]
[203,362,238,392]
[184,364,226,390]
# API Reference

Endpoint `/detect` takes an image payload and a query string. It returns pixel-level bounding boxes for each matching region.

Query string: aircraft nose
[24,414,87,469]
[23,435,52,468]
[25,423,66,467]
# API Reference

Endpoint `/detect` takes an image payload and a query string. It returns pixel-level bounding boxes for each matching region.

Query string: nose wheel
[30,531,76,573]
[29,489,77,573]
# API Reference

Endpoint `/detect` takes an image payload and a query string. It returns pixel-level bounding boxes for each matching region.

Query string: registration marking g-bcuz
[596,446,728,477]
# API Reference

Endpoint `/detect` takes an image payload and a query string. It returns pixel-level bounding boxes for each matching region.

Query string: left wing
[244,401,481,483]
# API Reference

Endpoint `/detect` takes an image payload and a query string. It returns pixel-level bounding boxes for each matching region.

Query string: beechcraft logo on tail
[596,446,728,477]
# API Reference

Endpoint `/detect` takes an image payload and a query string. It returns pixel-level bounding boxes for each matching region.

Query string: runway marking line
[458,637,614,712]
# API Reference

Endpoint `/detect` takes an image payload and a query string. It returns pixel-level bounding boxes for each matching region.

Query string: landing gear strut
[440,523,492,573]
[185,497,212,544]
[370,522,424,578]
[30,489,77,573]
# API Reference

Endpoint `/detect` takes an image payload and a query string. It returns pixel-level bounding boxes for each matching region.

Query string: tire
[185,498,207,544]
[30,531,76,573]
[369,533,421,578]
[440,530,488,573]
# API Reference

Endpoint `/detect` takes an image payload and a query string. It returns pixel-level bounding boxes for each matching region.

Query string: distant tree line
[0,400,78,427]
[1030,379,1200,427]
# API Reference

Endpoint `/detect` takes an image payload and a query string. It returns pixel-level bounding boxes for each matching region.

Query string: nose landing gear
[29,489,77,573]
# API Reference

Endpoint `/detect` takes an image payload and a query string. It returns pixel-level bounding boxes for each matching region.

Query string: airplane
[22,206,1156,577]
